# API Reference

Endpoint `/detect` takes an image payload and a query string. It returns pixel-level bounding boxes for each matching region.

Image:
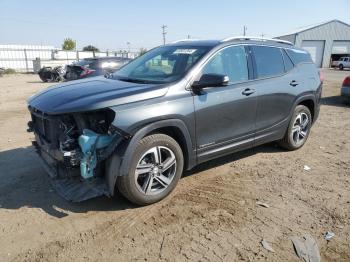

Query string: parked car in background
[65,57,131,81]
[341,76,350,97]
[0,67,4,77]
[38,66,66,82]
[332,57,350,70]
[27,37,322,205]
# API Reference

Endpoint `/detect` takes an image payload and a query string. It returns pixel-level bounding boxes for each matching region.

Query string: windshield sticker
[173,49,197,55]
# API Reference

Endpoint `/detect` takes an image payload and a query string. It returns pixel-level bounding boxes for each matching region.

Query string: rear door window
[251,46,285,78]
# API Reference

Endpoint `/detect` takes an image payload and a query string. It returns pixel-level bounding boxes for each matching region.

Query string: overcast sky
[0,0,349,51]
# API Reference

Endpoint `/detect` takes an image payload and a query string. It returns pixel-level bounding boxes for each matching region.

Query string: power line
[162,25,167,45]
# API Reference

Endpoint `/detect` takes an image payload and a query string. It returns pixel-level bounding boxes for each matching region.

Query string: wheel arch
[293,95,316,123]
[148,126,191,171]
[297,99,315,122]
[106,119,196,195]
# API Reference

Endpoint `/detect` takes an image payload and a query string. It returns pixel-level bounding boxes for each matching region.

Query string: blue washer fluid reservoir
[78,129,116,179]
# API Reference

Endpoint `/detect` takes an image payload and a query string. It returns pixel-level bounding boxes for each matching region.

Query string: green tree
[62,38,76,50]
[83,45,100,52]
[139,47,147,56]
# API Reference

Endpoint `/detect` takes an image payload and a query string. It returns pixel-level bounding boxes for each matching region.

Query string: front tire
[117,134,184,205]
[339,64,344,70]
[279,105,312,151]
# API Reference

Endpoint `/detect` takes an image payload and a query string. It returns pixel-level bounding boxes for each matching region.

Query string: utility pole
[243,25,247,36]
[126,42,131,52]
[261,33,265,39]
[187,34,191,39]
[162,25,167,45]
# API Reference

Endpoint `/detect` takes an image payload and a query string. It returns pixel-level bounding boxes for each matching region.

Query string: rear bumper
[313,82,322,123]
[314,103,320,123]
[341,86,350,97]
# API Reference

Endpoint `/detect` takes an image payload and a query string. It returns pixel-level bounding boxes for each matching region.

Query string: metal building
[276,19,350,68]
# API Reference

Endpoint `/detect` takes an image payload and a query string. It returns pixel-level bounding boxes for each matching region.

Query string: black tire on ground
[339,64,344,70]
[39,76,49,82]
[278,105,312,151]
[117,134,184,205]
[38,71,51,82]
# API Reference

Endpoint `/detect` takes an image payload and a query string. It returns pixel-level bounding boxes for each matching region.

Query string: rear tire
[278,105,312,151]
[339,64,344,70]
[117,134,184,205]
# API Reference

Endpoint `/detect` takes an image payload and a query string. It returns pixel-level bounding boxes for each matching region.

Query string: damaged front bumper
[32,132,121,202]
[28,107,125,202]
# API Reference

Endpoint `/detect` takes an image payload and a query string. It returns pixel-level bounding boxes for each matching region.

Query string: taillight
[319,70,325,83]
[343,76,350,86]
[80,66,95,77]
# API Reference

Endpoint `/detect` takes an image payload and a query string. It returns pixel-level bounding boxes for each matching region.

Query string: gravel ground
[0,70,349,261]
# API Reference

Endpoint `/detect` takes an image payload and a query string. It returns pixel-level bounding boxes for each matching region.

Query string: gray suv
[27,37,322,205]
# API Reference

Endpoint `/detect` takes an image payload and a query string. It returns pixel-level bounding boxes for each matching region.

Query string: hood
[28,76,169,114]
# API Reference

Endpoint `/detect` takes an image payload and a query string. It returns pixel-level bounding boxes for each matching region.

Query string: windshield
[113,45,212,83]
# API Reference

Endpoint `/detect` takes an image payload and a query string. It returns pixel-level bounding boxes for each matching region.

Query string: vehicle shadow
[0,146,138,218]
[0,143,282,218]
[321,96,350,108]
[330,68,350,71]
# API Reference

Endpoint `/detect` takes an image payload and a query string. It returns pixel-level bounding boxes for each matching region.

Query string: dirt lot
[0,70,349,261]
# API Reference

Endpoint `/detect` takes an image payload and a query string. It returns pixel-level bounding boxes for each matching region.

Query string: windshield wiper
[115,77,161,84]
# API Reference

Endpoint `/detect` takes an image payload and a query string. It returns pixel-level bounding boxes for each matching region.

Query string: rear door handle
[242,88,256,96]
[290,80,299,86]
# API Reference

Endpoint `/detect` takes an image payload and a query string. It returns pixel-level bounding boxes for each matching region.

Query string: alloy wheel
[135,146,177,195]
[291,112,310,145]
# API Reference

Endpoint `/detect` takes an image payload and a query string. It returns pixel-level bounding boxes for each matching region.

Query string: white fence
[0,44,139,72]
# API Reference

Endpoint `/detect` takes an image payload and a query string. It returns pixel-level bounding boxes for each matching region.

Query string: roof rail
[221,36,293,46]
[171,39,200,44]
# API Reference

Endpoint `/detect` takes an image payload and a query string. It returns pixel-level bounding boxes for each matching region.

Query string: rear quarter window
[285,49,313,65]
[282,49,294,72]
[251,46,285,78]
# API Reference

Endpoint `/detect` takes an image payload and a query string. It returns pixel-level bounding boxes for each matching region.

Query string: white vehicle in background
[332,57,350,70]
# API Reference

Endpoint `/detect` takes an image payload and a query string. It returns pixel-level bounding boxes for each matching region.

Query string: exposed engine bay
[27,107,124,202]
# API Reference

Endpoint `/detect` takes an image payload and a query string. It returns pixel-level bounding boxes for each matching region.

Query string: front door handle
[242,88,256,96]
[290,80,299,86]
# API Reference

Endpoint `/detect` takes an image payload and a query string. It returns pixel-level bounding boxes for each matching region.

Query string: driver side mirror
[192,73,229,89]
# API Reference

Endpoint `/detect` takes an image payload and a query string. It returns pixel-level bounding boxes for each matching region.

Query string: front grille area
[29,106,59,148]
[33,115,52,142]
